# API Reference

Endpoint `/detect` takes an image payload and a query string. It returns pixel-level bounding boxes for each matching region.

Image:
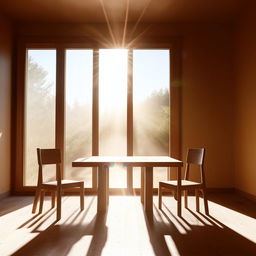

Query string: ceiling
[0,0,248,24]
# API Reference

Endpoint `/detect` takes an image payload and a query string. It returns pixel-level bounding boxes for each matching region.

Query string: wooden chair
[158,148,209,215]
[32,148,84,220]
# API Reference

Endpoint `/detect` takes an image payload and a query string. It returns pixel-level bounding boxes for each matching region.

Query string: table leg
[97,165,108,212]
[144,166,153,211]
[177,166,182,216]
[106,166,109,206]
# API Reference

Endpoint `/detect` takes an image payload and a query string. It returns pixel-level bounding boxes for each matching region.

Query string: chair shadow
[207,192,256,219]
[17,197,95,230]
[17,208,53,229]
[11,196,107,256]
[11,211,108,256]
[143,203,256,256]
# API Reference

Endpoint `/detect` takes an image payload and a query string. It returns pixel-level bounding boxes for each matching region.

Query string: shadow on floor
[6,194,256,256]
[11,211,108,256]
[143,203,256,256]
[0,196,32,217]
[207,192,256,219]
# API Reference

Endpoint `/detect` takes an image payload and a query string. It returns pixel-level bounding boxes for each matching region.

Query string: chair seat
[42,179,84,188]
[160,180,202,188]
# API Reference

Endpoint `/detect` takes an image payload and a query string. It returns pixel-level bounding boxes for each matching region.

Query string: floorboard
[0,193,255,256]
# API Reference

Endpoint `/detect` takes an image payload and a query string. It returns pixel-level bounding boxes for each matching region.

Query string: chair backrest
[36,148,62,185]
[184,148,205,183]
[186,148,205,165]
[37,148,61,165]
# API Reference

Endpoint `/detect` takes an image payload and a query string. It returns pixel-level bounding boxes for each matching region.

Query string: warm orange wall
[0,15,12,195]
[181,25,235,188]
[235,3,256,196]
[15,22,235,188]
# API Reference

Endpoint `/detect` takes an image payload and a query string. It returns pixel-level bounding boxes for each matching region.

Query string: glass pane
[65,50,93,187]
[24,49,56,186]
[133,50,170,188]
[99,49,128,188]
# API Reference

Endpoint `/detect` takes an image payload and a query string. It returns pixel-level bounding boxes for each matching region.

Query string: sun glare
[99,49,128,186]
[99,49,128,112]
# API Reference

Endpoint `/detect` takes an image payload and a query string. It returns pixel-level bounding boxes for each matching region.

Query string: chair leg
[39,190,45,214]
[56,187,62,220]
[80,184,84,211]
[51,191,56,208]
[202,188,209,215]
[158,185,162,209]
[173,190,177,200]
[32,188,41,213]
[195,189,200,212]
[184,190,188,208]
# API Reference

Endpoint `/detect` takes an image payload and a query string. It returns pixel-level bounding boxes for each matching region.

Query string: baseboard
[235,189,256,202]
[0,191,10,200]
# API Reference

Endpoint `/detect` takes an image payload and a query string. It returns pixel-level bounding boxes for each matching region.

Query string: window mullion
[56,46,65,178]
[92,49,99,189]
[127,49,133,190]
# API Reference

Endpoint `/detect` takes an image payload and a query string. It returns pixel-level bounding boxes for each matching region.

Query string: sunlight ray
[129,0,152,40]
[164,235,181,256]
[85,25,112,48]
[127,25,152,48]
[122,0,130,47]
[99,0,117,46]
[69,236,93,255]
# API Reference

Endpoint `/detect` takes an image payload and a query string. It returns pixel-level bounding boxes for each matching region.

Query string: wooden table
[72,156,183,215]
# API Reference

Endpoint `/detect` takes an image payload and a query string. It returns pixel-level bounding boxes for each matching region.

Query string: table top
[72,156,183,167]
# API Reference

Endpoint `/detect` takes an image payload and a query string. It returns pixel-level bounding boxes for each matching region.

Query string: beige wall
[0,15,12,195]
[235,3,256,196]
[15,22,235,188]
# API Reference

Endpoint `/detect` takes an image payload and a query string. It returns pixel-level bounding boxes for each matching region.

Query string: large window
[19,45,179,192]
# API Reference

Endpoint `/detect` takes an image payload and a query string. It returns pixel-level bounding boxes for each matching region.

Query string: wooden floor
[0,193,256,256]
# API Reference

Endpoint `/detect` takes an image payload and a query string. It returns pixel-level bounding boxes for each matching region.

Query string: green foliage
[65,103,92,178]
[134,88,170,155]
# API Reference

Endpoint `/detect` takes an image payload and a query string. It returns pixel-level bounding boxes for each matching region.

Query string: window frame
[13,37,182,194]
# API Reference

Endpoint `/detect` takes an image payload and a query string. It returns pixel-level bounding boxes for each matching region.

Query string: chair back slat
[37,148,61,165]
[187,148,204,165]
